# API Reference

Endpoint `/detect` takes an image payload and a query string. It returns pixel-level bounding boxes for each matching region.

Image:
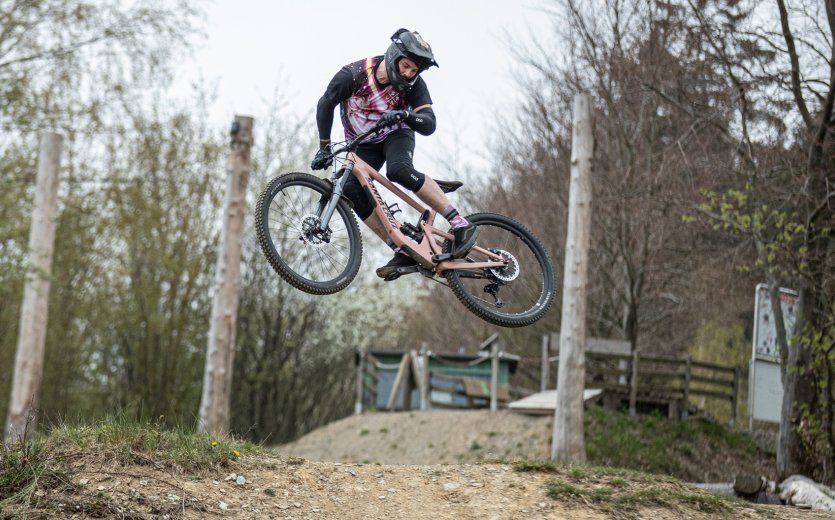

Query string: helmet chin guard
[384,28,438,93]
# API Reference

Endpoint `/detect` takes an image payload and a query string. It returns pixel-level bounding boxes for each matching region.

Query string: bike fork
[317,163,354,231]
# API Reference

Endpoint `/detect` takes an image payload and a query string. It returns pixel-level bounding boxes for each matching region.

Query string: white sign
[749,283,797,429]
[753,284,798,361]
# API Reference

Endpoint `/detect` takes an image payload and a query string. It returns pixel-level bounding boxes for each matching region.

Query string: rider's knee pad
[386,161,426,192]
[343,180,373,220]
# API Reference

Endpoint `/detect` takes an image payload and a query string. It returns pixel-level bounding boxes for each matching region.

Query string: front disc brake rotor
[299,215,330,248]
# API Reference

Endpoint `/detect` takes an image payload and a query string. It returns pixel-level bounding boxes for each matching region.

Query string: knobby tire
[255,172,362,295]
[444,213,555,327]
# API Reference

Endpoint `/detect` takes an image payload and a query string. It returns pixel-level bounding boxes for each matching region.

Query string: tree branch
[776,0,814,129]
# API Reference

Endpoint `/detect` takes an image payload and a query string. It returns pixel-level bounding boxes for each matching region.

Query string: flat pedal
[383,265,419,282]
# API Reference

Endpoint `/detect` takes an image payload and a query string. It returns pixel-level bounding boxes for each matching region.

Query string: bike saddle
[436,179,463,193]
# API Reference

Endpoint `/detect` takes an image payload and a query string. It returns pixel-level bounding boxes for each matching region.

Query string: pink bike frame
[345,153,507,275]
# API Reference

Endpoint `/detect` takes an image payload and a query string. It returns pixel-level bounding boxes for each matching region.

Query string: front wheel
[444,213,556,327]
[255,172,362,295]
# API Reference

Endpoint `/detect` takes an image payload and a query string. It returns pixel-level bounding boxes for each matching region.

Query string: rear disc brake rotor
[488,248,520,282]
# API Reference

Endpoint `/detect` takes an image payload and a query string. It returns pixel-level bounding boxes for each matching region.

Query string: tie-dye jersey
[339,56,432,143]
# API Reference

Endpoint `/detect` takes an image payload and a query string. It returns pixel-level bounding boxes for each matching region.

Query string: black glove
[310,147,333,170]
[379,110,409,128]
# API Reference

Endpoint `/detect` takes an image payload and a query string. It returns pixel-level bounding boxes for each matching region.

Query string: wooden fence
[555,351,741,426]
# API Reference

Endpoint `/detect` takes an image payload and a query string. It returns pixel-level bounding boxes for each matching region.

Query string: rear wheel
[255,172,362,294]
[444,213,555,327]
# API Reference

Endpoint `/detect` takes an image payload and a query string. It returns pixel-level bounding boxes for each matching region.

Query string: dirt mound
[278,410,552,465]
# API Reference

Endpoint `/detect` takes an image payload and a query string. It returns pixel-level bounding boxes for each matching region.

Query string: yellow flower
[232,450,240,458]
[211,441,218,447]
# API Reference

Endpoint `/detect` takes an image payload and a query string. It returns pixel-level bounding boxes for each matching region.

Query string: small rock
[79,478,89,486]
[97,485,106,491]
[278,504,288,510]
[378,495,386,500]
[294,502,302,508]
[219,501,228,510]
[387,488,396,493]
[333,463,342,466]
[443,482,460,491]
[168,494,180,501]
[349,470,357,476]
[235,476,247,486]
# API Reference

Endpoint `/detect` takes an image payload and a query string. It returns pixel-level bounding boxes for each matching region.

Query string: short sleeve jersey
[338,56,433,143]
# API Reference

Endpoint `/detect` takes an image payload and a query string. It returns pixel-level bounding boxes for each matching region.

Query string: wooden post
[541,334,550,392]
[629,350,639,417]
[386,353,412,411]
[355,351,366,415]
[419,344,430,410]
[682,356,692,420]
[490,340,500,412]
[552,94,593,464]
[198,116,253,435]
[4,133,63,443]
[731,366,740,428]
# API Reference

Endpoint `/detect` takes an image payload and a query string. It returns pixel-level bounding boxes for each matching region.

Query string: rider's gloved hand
[379,110,409,128]
[310,147,333,170]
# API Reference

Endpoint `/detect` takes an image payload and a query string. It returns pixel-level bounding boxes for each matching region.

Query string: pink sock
[449,214,469,229]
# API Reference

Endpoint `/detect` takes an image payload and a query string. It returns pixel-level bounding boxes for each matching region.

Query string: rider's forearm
[405,107,436,136]
[316,96,338,146]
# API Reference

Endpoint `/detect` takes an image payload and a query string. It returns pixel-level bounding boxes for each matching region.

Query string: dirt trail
[13,410,832,519]
[44,456,830,519]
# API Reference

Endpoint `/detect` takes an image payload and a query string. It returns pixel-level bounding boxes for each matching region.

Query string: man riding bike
[311,28,478,280]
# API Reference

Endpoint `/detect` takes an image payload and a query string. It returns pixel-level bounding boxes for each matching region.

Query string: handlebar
[327,120,390,159]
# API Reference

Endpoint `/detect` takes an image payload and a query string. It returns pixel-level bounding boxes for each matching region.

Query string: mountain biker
[310,28,478,280]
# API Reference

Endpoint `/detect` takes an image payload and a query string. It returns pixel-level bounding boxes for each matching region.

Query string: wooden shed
[354,342,519,412]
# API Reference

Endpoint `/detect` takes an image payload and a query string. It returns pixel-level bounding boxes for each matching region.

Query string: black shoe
[375,253,419,280]
[451,223,480,258]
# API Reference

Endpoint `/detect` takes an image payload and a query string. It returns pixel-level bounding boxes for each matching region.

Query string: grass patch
[505,457,740,516]
[0,415,261,516]
[48,415,259,472]
[546,479,614,502]
[584,407,767,480]
[545,477,737,515]
[0,434,74,510]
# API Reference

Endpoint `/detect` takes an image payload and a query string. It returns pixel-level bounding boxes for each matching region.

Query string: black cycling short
[342,129,427,220]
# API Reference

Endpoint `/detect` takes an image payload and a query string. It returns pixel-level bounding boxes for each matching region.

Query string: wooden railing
[556,351,740,426]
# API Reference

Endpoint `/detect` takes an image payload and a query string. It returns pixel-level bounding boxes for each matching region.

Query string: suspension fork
[317,163,355,231]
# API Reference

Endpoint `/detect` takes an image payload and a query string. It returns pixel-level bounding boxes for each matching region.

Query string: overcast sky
[178,0,552,173]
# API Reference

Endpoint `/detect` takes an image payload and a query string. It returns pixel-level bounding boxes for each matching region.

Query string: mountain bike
[255,121,556,327]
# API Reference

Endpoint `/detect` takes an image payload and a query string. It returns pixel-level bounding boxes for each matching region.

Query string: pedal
[431,253,453,262]
[383,265,419,282]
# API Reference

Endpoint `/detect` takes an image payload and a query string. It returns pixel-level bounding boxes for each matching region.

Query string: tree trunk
[4,133,63,443]
[552,94,593,463]
[198,116,253,436]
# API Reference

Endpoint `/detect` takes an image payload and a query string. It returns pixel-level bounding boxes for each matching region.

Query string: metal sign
[753,284,798,361]
[748,283,797,429]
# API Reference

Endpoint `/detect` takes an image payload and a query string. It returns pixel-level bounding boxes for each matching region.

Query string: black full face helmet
[384,28,439,92]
